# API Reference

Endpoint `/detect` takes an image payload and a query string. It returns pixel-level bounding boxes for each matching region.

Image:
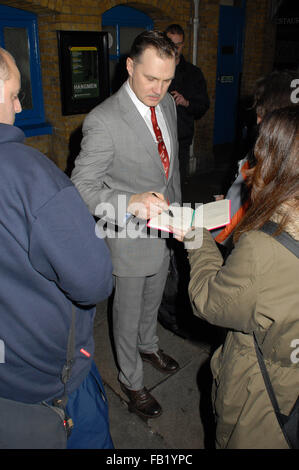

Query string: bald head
[0,48,21,125]
[0,48,16,81]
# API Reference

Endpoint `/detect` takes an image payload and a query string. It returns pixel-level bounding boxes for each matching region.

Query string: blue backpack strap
[259,220,299,259]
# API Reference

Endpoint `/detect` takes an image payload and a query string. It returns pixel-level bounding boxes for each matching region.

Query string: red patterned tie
[150,106,170,179]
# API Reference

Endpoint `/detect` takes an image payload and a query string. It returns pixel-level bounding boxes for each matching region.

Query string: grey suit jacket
[71,83,181,276]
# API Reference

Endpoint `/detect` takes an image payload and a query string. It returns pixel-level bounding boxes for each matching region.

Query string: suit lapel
[159,96,177,179]
[117,85,176,181]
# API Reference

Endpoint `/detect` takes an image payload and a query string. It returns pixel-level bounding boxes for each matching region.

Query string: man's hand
[171,91,189,108]
[127,192,168,220]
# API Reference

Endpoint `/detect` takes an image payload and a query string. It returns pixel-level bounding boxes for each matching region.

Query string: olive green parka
[188,210,299,449]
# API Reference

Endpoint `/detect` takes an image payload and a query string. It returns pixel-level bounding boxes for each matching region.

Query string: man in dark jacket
[0,47,114,449]
[165,24,209,182]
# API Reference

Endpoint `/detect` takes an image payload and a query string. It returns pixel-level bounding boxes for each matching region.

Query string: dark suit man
[71,31,181,419]
[165,24,209,182]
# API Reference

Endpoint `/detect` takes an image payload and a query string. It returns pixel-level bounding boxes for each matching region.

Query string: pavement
[93,299,219,450]
[92,148,235,451]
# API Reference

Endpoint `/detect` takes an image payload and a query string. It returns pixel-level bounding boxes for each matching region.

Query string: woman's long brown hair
[234,107,299,243]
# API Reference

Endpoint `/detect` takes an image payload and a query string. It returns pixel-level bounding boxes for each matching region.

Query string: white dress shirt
[124,80,171,160]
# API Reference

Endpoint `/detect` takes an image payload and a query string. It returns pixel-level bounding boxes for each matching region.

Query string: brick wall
[194,0,220,172]
[241,0,276,97]
[1,0,276,173]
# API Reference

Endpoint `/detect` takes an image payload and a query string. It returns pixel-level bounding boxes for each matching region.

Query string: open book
[147,199,231,233]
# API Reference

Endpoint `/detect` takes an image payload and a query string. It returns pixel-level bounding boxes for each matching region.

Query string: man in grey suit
[71,31,181,419]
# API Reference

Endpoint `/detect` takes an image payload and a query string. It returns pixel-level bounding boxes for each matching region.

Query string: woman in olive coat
[187,107,299,449]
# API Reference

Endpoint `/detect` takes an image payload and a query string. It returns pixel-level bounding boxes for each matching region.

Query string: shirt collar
[124,80,159,118]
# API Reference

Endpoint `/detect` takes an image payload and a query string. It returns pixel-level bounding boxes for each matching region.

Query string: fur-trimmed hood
[271,201,299,241]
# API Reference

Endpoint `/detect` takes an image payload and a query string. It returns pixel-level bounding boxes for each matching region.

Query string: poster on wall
[70,46,100,100]
[57,31,110,115]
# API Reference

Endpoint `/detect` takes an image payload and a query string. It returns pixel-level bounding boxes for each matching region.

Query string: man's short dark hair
[129,30,177,63]
[165,24,185,40]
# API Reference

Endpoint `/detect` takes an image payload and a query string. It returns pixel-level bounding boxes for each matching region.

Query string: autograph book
[147,199,231,233]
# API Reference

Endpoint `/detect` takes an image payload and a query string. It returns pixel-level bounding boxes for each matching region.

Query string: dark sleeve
[29,185,113,306]
[186,65,210,120]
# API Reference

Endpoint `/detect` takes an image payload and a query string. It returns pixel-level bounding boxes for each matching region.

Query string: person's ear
[126,57,134,78]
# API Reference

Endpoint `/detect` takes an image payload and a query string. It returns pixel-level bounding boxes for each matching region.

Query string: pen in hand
[151,192,174,217]
[166,209,174,217]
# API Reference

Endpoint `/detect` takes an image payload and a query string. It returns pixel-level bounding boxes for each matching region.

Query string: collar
[124,80,160,117]
[0,123,25,144]
[176,55,187,70]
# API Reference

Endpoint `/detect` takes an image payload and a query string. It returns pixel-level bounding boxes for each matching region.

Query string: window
[102,5,153,93]
[0,5,52,137]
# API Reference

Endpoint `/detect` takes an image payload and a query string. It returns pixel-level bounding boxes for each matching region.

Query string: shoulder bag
[0,305,76,449]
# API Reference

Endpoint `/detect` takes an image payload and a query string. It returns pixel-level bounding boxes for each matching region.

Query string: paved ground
[93,299,218,450]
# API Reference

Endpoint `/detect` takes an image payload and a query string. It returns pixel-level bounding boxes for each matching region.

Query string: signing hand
[127,191,168,220]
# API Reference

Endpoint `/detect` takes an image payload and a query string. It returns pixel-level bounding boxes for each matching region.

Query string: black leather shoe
[120,383,162,419]
[140,349,179,373]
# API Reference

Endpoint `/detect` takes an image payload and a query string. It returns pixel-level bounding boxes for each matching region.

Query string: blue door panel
[214,4,246,145]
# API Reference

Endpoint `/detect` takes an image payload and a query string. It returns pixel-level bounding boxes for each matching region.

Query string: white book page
[194,199,231,230]
[147,199,231,233]
[147,205,194,232]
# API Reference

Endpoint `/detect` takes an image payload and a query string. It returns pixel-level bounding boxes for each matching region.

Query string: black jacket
[169,55,209,146]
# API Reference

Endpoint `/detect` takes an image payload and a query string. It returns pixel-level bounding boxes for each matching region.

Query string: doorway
[213,2,246,146]
[102,5,153,93]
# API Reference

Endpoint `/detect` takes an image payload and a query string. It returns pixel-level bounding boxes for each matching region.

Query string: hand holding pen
[127,191,169,220]
[152,193,174,217]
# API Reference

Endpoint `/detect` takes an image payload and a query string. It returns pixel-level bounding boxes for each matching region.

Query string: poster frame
[57,30,110,115]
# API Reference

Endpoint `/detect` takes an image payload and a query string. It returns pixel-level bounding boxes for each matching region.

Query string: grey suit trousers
[112,252,170,390]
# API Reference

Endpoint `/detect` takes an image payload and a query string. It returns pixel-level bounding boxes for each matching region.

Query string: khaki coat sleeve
[187,228,265,333]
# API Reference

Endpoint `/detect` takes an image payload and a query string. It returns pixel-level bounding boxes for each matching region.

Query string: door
[213,3,246,145]
[102,5,153,93]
